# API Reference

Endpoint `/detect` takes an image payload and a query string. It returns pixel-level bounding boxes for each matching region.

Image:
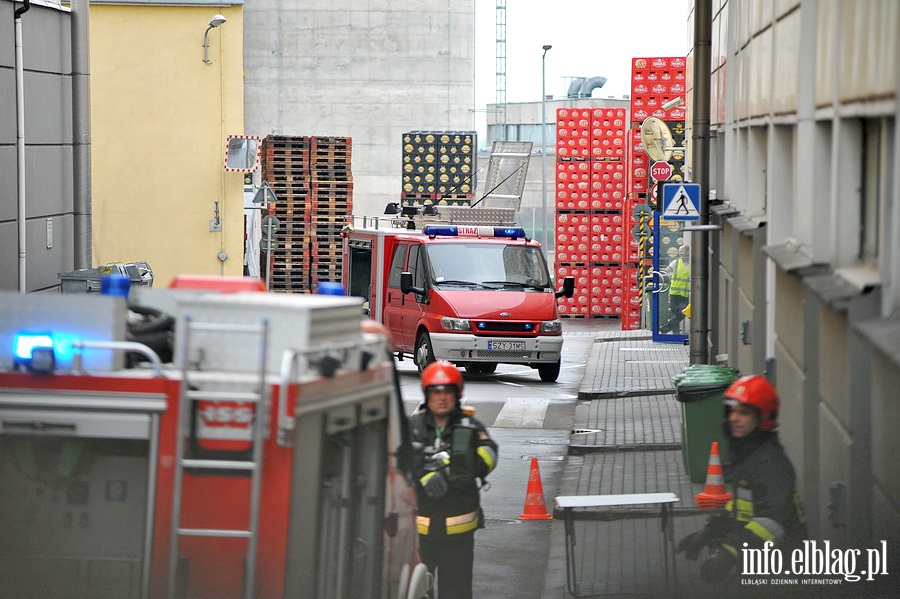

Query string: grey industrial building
[243,0,476,218]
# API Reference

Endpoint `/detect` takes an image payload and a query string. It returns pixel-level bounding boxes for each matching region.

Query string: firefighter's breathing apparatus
[412,407,486,491]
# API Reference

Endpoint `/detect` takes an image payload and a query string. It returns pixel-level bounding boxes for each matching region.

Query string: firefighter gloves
[700,549,736,583]
[421,470,449,499]
[676,530,708,561]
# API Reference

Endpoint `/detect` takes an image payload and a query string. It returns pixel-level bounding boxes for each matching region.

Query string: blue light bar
[494,227,526,239]
[421,225,526,239]
[422,225,458,237]
[14,333,53,360]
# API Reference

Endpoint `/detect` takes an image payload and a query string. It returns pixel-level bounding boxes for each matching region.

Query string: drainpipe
[690,0,712,364]
[72,0,92,269]
[15,0,30,293]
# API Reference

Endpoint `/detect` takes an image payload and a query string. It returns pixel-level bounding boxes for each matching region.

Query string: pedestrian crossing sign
[662,183,700,221]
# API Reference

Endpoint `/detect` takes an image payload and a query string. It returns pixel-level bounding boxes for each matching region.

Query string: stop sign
[650,161,673,181]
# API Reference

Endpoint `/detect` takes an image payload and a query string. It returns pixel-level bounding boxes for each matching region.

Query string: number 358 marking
[200,405,254,425]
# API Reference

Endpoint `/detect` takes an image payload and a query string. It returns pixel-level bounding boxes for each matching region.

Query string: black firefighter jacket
[409,408,498,537]
[719,428,807,553]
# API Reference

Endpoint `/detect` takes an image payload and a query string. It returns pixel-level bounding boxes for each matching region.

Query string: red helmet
[724,375,778,431]
[421,361,463,398]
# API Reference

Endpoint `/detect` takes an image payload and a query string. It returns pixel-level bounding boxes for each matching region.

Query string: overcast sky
[472,0,691,131]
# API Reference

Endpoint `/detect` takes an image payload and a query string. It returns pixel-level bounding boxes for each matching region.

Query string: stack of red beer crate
[555,107,627,318]
[622,57,687,330]
[630,56,687,123]
[261,135,353,293]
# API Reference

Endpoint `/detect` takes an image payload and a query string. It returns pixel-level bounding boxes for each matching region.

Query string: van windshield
[425,243,550,289]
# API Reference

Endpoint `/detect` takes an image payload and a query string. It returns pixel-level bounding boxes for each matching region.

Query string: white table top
[555,493,679,509]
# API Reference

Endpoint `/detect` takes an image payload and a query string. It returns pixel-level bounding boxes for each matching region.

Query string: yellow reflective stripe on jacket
[735,498,754,522]
[722,543,739,558]
[478,445,497,473]
[734,486,754,522]
[417,515,430,535]
[420,471,437,487]
[669,259,690,296]
[745,519,776,543]
[447,510,479,534]
[745,517,784,544]
[727,486,754,522]
[416,510,479,536]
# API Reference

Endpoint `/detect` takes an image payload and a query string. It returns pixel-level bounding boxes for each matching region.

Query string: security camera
[662,97,684,111]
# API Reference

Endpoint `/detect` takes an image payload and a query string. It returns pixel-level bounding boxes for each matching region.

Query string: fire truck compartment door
[0,393,166,440]
[0,392,165,599]
[0,409,154,439]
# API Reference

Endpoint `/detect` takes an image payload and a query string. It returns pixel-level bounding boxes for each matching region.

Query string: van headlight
[441,317,471,332]
[540,320,562,334]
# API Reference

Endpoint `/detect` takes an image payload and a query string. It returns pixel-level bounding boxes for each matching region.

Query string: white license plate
[488,341,526,351]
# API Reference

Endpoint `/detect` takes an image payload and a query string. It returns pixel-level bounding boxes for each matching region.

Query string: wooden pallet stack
[261,135,353,293]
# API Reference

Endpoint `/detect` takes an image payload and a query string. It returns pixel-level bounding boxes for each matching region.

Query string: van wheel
[414,332,435,373]
[537,359,561,382]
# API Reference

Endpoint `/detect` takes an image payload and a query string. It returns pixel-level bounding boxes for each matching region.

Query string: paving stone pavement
[542,330,712,598]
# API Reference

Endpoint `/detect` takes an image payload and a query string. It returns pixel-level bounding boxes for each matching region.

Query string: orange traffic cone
[519,457,554,520]
[694,441,733,510]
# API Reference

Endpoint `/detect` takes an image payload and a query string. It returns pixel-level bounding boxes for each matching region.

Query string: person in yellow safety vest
[409,361,498,599]
[661,244,690,334]
[676,375,807,585]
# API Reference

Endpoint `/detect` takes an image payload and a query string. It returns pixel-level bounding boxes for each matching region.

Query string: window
[860,119,887,264]
[408,244,426,289]
[348,245,372,300]
[425,242,550,287]
[387,244,408,289]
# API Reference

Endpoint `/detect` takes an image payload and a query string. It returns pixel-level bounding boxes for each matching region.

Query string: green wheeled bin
[673,364,740,483]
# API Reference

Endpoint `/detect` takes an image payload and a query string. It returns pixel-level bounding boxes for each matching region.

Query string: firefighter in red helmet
[409,361,498,599]
[677,374,807,585]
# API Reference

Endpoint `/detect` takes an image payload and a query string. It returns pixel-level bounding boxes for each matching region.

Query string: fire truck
[342,142,575,382]
[0,282,430,599]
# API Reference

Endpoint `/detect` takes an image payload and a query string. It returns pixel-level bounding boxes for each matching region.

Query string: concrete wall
[243,0,475,218]
[868,338,900,548]
[0,0,74,292]
[698,0,900,563]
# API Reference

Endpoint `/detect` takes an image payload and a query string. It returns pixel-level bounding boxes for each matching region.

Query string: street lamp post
[540,44,552,254]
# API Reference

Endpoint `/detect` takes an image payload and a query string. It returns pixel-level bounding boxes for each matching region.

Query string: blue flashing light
[14,333,53,360]
[317,281,345,295]
[524,323,534,331]
[476,322,487,330]
[101,274,131,298]
[494,227,526,239]
[422,225,458,237]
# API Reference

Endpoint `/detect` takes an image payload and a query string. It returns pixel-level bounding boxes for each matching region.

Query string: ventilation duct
[567,76,608,99]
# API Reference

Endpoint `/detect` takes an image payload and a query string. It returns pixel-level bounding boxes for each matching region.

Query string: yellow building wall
[90,5,245,286]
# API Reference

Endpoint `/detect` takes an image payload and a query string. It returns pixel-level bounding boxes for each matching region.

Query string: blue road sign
[662,182,701,221]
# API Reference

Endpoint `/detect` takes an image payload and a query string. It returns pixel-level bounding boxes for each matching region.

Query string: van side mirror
[400,271,424,296]
[555,276,575,299]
